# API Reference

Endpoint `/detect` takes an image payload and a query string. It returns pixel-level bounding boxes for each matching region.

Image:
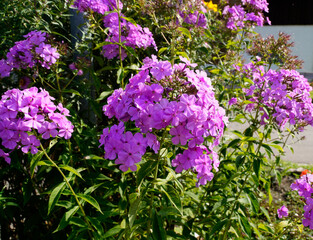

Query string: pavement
[226,123,313,165]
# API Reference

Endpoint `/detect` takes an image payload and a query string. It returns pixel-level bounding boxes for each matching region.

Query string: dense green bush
[0,0,312,239]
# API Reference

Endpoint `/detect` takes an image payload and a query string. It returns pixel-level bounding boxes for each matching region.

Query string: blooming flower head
[101,12,157,60]
[100,56,227,184]
[277,205,289,218]
[0,87,73,163]
[236,62,313,131]
[0,30,60,79]
[222,0,270,30]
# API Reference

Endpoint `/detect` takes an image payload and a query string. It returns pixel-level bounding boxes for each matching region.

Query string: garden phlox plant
[0,87,73,164]
[100,55,227,186]
[236,61,313,130]
[0,30,60,78]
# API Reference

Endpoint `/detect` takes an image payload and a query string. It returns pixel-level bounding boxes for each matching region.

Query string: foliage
[0,0,312,239]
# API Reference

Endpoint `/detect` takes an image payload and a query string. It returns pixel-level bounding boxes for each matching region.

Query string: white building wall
[255,25,313,73]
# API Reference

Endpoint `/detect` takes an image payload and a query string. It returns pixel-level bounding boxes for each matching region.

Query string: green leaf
[48,182,66,215]
[268,143,284,153]
[69,217,87,228]
[117,68,124,85]
[152,210,166,240]
[53,206,79,233]
[204,29,214,40]
[128,195,140,228]
[59,165,84,180]
[77,193,103,213]
[177,27,191,39]
[96,90,113,101]
[123,46,140,60]
[93,41,115,50]
[158,47,168,56]
[275,220,289,233]
[275,170,282,185]
[247,191,259,214]
[161,185,183,216]
[235,155,245,169]
[120,16,137,26]
[62,89,82,97]
[30,151,45,177]
[209,219,228,236]
[260,206,271,222]
[103,225,122,238]
[228,138,241,149]
[258,223,274,234]
[265,181,272,206]
[176,51,189,59]
[253,158,261,179]
[136,160,158,187]
[238,213,252,237]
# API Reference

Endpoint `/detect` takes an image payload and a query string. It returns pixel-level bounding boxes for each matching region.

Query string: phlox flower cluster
[0,87,74,164]
[100,56,227,185]
[72,0,156,60]
[72,0,122,14]
[291,173,313,229]
[102,13,157,60]
[0,30,60,78]
[179,4,207,28]
[222,0,270,30]
[238,62,313,131]
[99,122,159,171]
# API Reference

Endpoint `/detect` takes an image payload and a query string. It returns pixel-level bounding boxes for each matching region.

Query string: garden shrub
[0,0,313,239]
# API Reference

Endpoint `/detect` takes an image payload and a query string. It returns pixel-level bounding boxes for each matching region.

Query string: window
[267,0,313,25]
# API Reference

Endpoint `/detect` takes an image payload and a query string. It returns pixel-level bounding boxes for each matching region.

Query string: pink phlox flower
[228,97,237,106]
[38,122,58,139]
[137,104,155,132]
[169,126,192,146]
[303,198,313,229]
[277,205,289,219]
[180,94,199,118]
[36,43,60,67]
[0,59,11,78]
[141,55,159,70]
[104,137,122,160]
[179,56,197,68]
[146,132,160,153]
[57,103,70,116]
[188,128,205,148]
[133,132,147,155]
[58,122,74,139]
[150,61,173,81]
[24,111,44,129]
[0,119,16,140]
[117,143,141,172]
[21,135,40,154]
[0,149,11,164]
[291,178,313,198]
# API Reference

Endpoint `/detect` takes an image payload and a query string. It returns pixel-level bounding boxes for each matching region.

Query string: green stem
[117,1,124,88]
[147,131,167,236]
[39,144,94,237]
[55,63,63,103]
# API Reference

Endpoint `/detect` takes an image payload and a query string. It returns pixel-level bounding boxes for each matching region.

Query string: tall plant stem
[39,144,94,237]
[117,1,124,88]
[147,131,167,235]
